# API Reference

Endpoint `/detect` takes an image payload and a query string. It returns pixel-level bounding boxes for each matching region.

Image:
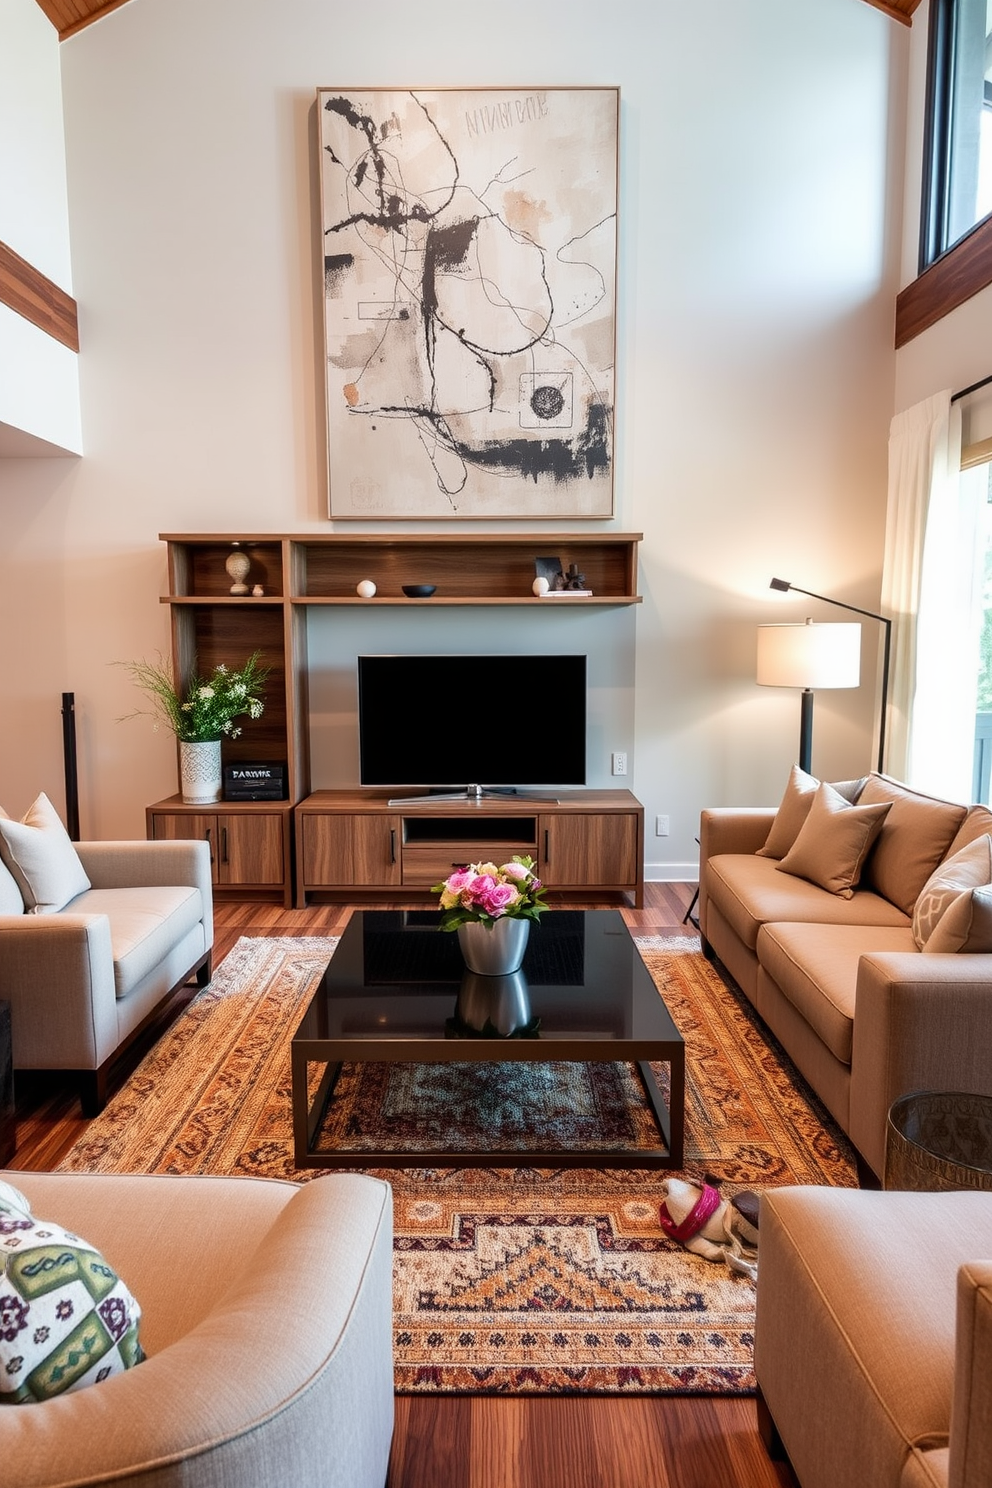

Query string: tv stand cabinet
[295,790,644,909]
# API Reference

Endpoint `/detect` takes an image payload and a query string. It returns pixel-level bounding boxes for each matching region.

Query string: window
[921,0,992,270]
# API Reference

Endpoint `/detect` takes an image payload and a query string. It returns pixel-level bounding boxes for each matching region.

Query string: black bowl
[402,583,436,598]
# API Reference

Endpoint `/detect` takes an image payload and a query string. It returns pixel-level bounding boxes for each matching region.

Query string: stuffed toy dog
[659,1178,759,1280]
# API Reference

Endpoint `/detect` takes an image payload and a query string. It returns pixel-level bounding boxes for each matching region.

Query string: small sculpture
[564,563,587,591]
[225,545,250,595]
[251,584,264,597]
[532,576,550,597]
[356,579,377,598]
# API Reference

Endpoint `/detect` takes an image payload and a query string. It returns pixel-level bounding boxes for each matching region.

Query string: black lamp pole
[770,578,891,774]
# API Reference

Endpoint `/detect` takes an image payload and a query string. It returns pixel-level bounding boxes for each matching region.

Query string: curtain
[881,390,983,801]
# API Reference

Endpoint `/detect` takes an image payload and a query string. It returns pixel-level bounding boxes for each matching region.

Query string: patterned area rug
[58,933,856,1395]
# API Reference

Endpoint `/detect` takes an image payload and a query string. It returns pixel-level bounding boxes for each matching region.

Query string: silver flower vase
[457,917,530,976]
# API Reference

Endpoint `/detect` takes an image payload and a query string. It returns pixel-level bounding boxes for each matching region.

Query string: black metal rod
[952,372,992,404]
[771,580,891,774]
[61,692,80,841]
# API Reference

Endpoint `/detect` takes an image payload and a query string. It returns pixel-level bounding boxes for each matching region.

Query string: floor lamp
[757,619,861,775]
[770,578,891,773]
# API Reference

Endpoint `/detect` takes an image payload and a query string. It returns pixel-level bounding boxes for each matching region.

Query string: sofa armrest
[699,808,776,861]
[950,1261,992,1488]
[0,914,118,1068]
[77,839,213,948]
[849,952,992,1181]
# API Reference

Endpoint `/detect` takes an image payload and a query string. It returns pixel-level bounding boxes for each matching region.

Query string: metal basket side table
[885,1090,992,1192]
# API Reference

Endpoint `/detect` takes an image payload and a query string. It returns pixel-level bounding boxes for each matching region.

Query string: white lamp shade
[756,622,861,690]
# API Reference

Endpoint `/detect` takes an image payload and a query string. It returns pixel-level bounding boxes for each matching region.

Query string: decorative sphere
[356,579,377,599]
[532,576,550,597]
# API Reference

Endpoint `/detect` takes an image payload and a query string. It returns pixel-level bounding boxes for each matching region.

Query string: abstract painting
[317,87,619,519]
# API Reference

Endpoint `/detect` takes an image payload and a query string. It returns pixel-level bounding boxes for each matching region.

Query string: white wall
[0,0,81,452]
[0,0,908,876]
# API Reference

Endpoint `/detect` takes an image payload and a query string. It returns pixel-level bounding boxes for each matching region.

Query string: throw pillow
[776,782,892,899]
[0,793,90,914]
[912,834,992,948]
[756,764,820,858]
[924,883,992,954]
[0,1178,144,1404]
[0,855,23,916]
[857,774,968,917]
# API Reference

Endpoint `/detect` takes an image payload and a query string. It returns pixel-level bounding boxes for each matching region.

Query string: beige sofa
[756,1187,992,1488]
[0,838,213,1114]
[0,1170,394,1488]
[699,770,992,1180]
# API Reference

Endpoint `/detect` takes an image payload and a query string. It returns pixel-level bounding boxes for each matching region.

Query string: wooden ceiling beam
[33,0,133,41]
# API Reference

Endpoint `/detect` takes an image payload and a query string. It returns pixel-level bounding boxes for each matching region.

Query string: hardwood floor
[7,883,797,1488]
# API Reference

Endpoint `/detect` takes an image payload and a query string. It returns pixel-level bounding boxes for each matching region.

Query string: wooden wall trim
[895,214,992,348]
[0,240,78,352]
[859,0,916,25]
[33,0,133,41]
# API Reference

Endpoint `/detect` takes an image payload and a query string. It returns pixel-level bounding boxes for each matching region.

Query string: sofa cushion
[945,803,992,859]
[924,883,992,954]
[912,834,992,948]
[67,885,204,997]
[757,922,917,1064]
[777,783,891,899]
[858,774,968,916]
[0,1178,143,1403]
[0,793,90,914]
[706,853,911,951]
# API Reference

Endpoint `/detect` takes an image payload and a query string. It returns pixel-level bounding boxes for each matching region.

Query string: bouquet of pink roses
[432,854,548,931]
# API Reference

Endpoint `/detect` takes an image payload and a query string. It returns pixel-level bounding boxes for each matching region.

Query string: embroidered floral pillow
[0,1179,144,1404]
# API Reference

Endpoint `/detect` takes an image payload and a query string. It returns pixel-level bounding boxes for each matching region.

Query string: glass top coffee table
[291,909,685,1168]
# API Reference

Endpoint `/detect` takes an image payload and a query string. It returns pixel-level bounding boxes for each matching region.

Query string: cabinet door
[302,814,401,887]
[149,812,220,882]
[540,813,638,889]
[216,814,284,887]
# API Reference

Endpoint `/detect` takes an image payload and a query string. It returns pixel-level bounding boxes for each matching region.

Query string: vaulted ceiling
[34,0,924,41]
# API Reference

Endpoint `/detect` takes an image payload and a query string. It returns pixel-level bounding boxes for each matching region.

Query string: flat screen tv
[358,654,586,796]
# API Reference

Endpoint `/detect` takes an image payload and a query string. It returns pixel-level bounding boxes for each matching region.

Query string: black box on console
[224,762,287,800]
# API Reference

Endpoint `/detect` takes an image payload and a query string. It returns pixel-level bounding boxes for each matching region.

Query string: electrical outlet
[611,751,627,776]
[656,815,670,836]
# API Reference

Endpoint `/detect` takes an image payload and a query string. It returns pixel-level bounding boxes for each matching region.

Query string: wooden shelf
[153,531,643,903]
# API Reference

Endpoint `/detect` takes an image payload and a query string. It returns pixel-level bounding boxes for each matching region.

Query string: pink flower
[501,861,533,884]
[477,881,521,917]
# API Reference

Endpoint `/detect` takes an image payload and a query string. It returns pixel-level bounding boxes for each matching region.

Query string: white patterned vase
[179,739,223,804]
[457,917,530,976]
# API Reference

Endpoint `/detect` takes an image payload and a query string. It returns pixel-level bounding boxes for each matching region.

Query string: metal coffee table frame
[291,910,685,1170]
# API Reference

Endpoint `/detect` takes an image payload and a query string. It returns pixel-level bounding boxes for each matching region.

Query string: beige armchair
[0,1170,395,1488]
[755,1186,992,1488]
[0,839,213,1113]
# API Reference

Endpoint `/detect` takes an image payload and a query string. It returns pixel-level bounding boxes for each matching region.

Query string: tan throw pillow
[0,793,90,913]
[912,834,992,948]
[776,782,892,899]
[924,884,992,954]
[756,765,820,858]
[857,774,968,916]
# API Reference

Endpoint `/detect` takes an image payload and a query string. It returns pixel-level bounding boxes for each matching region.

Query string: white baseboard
[644,861,699,883]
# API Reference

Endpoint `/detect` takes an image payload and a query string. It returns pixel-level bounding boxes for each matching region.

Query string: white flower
[197,686,215,700]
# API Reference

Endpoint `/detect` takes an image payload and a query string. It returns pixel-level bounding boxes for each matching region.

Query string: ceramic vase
[225,547,251,595]
[457,917,530,976]
[179,739,223,804]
